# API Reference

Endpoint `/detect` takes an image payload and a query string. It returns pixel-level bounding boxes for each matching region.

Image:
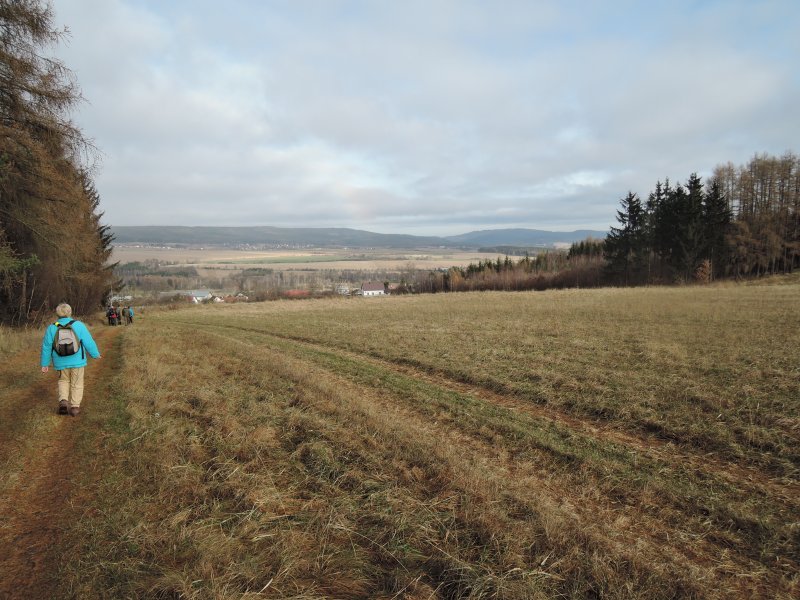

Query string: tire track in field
[271,328,795,598]
[0,325,121,600]
[189,323,780,598]
[196,321,800,506]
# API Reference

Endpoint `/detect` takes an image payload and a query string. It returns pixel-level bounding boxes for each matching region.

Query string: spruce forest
[604,155,800,285]
[0,1,114,325]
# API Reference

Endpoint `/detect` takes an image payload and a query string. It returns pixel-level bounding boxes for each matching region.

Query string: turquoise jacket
[40,317,101,370]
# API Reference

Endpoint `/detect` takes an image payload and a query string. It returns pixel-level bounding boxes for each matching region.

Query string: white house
[361,282,386,297]
[184,289,213,303]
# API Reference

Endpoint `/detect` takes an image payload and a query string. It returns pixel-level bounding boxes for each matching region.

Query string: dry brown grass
[0,324,39,359]
[51,282,799,598]
[112,246,502,272]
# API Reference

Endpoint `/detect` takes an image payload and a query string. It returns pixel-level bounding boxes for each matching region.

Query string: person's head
[55,303,72,318]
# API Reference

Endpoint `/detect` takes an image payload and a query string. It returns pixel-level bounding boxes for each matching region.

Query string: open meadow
[111,246,509,297]
[112,246,503,272]
[0,281,798,598]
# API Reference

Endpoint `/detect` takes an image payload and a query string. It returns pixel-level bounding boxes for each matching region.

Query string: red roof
[361,282,385,292]
[284,289,310,298]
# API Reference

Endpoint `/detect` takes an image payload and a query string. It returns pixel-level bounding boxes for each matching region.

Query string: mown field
[111,246,500,272]
[1,282,798,599]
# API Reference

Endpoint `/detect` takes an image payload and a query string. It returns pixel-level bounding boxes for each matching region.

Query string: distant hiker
[121,306,129,325]
[40,303,101,417]
[106,306,114,326]
[127,305,134,324]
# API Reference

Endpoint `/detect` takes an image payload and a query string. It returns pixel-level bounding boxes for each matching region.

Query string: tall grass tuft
[0,324,39,358]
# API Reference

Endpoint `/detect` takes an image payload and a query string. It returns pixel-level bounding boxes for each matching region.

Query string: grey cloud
[52,0,800,233]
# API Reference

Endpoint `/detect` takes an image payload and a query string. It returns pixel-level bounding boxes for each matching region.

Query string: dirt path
[0,325,121,600]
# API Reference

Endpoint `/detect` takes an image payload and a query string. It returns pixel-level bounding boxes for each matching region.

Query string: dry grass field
[1,281,798,598]
[111,246,502,272]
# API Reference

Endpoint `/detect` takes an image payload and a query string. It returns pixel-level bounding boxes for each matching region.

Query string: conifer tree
[604,192,647,284]
[702,178,732,278]
[675,173,706,279]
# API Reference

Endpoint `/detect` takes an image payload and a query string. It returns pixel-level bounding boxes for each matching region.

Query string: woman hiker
[40,303,101,416]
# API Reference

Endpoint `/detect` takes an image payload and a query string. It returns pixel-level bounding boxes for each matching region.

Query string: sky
[51,0,800,236]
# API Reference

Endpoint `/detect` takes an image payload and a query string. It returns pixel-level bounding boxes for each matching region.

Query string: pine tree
[702,178,732,278]
[604,192,647,284]
[675,173,706,279]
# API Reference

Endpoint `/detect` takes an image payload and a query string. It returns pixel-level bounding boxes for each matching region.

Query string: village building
[158,289,214,303]
[223,293,249,303]
[184,289,213,303]
[361,282,386,297]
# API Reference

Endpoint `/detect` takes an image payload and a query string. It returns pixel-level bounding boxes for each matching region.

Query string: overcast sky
[52,0,799,236]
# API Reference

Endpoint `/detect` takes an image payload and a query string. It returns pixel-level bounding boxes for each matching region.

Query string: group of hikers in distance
[106,304,134,326]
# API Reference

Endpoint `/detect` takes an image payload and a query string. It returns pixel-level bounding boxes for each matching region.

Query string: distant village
[110,281,392,306]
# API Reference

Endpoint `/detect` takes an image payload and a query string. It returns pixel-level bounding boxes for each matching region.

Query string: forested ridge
[0,0,114,324]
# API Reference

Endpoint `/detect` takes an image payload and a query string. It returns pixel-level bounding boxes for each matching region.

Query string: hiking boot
[68,407,80,417]
[58,400,68,415]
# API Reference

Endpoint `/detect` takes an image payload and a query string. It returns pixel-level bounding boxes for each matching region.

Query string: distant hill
[444,228,607,247]
[111,226,607,249]
[111,226,448,248]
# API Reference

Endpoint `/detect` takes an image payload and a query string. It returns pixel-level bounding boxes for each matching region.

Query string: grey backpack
[53,320,82,357]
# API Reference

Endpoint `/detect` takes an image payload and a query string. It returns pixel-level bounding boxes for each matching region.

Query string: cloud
[51,0,800,234]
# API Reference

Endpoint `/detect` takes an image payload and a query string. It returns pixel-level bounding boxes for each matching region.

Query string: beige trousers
[58,367,85,408]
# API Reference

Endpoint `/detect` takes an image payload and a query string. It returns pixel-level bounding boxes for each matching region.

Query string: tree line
[0,0,114,324]
[412,250,605,293]
[605,153,799,284]
[417,152,798,294]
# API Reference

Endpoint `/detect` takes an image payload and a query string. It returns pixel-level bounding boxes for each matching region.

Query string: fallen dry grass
[55,283,798,598]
